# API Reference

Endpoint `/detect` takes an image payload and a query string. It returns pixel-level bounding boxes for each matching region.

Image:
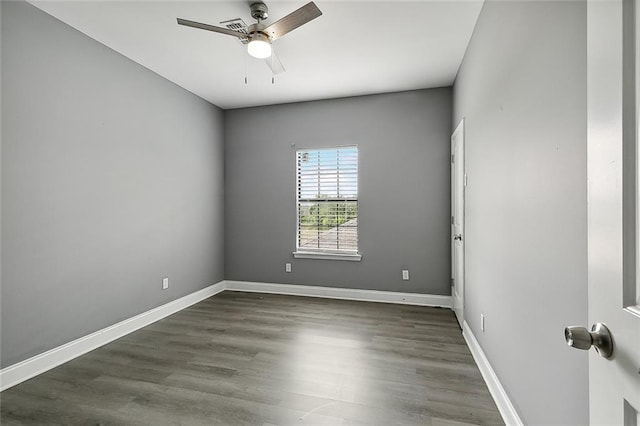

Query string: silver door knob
[453,234,463,241]
[564,323,613,359]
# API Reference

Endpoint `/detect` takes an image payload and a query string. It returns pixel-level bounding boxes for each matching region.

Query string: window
[294,146,360,261]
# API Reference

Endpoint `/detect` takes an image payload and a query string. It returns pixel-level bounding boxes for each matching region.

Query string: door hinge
[464,174,468,187]
[451,154,455,164]
[451,216,454,225]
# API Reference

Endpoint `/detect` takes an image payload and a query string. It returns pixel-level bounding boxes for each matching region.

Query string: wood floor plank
[1,291,503,425]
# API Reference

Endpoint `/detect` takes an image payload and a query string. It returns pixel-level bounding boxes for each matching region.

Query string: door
[451,119,465,326]
[586,0,640,422]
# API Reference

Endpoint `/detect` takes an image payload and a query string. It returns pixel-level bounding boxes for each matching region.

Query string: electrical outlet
[285,263,292,273]
[402,270,409,280]
[162,277,169,290]
[481,313,485,332]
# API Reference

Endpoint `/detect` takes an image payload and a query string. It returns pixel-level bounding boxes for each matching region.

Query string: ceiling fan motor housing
[246,22,268,43]
[250,2,268,21]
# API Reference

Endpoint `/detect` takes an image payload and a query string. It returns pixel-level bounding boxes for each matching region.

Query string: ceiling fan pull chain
[271,49,275,84]
[244,51,248,84]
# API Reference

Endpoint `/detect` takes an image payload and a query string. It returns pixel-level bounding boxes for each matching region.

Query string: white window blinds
[296,146,358,254]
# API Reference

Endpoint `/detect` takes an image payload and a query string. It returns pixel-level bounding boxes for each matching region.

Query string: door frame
[451,118,465,326]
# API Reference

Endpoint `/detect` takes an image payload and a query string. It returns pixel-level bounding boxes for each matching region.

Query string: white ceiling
[29,0,484,109]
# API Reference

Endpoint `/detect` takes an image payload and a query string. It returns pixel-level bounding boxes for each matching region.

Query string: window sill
[292,251,362,261]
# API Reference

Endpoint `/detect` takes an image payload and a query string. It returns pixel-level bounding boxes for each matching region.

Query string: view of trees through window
[296,146,358,253]
[298,201,358,251]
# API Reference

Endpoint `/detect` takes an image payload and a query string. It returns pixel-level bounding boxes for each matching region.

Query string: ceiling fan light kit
[247,33,272,59]
[177,1,322,74]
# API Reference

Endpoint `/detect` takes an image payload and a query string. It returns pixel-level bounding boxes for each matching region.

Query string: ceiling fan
[177,2,322,75]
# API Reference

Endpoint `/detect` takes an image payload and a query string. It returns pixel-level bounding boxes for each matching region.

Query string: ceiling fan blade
[177,18,247,39]
[264,50,286,75]
[262,2,322,41]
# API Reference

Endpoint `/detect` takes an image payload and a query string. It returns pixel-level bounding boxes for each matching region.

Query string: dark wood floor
[1,291,503,425]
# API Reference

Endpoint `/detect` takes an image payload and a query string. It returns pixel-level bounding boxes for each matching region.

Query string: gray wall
[453,1,588,424]
[1,1,225,367]
[225,89,452,294]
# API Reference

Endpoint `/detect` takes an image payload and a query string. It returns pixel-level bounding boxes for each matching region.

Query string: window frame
[292,145,362,261]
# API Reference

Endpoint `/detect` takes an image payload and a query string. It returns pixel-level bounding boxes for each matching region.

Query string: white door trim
[452,118,466,326]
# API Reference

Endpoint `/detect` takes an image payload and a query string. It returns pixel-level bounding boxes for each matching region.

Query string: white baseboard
[0,281,225,392]
[224,280,452,308]
[462,320,523,426]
